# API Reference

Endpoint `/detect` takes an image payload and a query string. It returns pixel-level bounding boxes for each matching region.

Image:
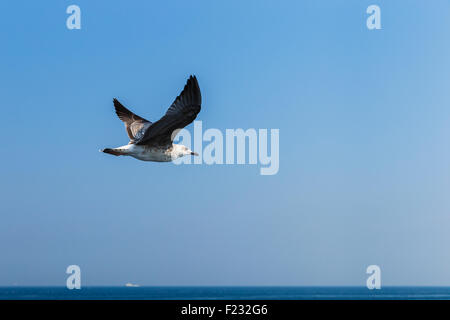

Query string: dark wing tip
[113,98,128,122]
[113,98,121,108]
[113,98,123,111]
[185,75,201,106]
[188,74,198,86]
[113,98,125,110]
[112,98,150,127]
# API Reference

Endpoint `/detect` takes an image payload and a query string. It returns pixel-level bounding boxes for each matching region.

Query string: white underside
[111,144,176,162]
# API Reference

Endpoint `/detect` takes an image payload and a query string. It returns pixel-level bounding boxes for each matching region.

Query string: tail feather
[101,148,124,156]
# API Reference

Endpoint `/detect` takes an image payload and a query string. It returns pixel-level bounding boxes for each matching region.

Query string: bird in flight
[101,75,201,162]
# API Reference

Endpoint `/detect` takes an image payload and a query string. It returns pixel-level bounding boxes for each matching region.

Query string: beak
[191,152,199,156]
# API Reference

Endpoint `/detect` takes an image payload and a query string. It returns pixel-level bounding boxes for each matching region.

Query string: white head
[173,144,198,159]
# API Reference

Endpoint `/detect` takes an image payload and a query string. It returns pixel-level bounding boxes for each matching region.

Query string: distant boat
[125,283,140,288]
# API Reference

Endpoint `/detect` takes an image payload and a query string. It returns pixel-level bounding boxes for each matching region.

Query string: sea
[1,286,450,300]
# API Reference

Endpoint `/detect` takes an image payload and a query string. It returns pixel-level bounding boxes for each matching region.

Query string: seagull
[101,75,201,162]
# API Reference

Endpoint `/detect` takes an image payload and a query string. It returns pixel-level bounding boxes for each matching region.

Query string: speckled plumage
[101,75,201,162]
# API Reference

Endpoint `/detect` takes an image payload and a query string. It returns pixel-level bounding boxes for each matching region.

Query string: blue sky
[1,0,450,286]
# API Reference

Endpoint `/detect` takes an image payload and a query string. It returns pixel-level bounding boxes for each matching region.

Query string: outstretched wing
[134,75,201,146]
[113,98,152,143]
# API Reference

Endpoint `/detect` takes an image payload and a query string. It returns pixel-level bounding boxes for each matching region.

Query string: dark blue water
[1,287,450,300]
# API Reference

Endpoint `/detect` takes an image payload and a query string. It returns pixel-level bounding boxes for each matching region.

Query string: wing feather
[135,75,201,146]
[113,98,152,143]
